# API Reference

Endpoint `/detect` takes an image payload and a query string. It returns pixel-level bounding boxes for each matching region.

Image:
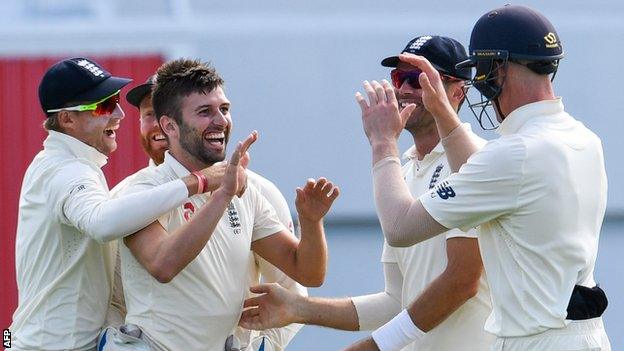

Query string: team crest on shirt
[428,164,444,189]
[227,202,241,235]
[183,202,195,221]
[433,180,456,200]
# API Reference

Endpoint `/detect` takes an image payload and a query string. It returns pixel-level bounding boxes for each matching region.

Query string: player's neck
[408,129,440,161]
[168,148,208,172]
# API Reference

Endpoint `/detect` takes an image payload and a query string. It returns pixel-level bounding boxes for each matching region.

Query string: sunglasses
[47,90,121,116]
[390,69,462,90]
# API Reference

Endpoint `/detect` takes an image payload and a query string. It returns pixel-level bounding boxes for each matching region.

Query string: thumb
[249,283,272,294]
[399,103,416,125]
[418,72,437,97]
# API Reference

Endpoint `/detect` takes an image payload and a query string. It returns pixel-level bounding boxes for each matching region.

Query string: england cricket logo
[183,202,195,222]
[227,202,241,235]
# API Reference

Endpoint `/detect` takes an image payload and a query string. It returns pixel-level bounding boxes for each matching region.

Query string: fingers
[228,130,258,167]
[238,309,261,330]
[249,283,273,295]
[363,80,378,105]
[399,53,438,77]
[228,141,243,167]
[382,80,398,106]
[240,130,258,156]
[371,80,386,103]
[240,152,250,169]
[418,71,436,97]
[328,186,340,201]
[243,296,261,308]
[355,92,368,112]
[400,103,417,125]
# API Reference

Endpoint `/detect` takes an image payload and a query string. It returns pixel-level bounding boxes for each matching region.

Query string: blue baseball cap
[381,35,471,80]
[39,57,132,114]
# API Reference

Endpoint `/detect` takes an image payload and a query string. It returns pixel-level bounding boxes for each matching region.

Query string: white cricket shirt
[12,131,115,350]
[233,170,306,350]
[117,152,286,351]
[383,140,494,351]
[420,99,607,337]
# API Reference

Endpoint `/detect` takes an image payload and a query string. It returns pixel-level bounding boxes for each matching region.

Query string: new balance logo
[435,181,456,200]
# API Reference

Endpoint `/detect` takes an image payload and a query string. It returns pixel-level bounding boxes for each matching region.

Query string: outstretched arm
[252,178,339,287]
[238,262,403,331]
[343,237,483,351]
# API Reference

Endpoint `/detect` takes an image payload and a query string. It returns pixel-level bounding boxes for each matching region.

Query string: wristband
[192,171,208,194]
[371,309,424,351]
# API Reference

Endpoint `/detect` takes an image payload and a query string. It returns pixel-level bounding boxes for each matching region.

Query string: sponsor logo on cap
[76,59,106,78]
[408,36,433,51]
[543,32,559,48]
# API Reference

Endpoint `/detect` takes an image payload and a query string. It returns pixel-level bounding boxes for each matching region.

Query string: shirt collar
[497,98,564,136]
[402,142,444,161]
[162,151,191,178]
[44,130,108,168]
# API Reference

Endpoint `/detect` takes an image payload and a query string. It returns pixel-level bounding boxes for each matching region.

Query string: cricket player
[354,5,610,351]
[107,75,307,350]
[108,58,338,351]
[239,36,494,351]
[11,58,234,350]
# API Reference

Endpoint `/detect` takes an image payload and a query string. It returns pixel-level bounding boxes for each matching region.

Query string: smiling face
[164,86,231,168]
[61,100,125,155]
[138,95,168,164]
[395,61,436,133]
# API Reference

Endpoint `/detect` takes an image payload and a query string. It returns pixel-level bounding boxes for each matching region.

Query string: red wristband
[192,171,208,194]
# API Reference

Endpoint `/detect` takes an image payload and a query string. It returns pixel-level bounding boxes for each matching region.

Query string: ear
[450,82,466,106]
[57,110,77,132]
[159,115,178,138]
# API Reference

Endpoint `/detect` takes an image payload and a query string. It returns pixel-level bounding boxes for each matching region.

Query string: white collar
[497,98,564,136]
[44,130,108,168]
[162,151,191,178]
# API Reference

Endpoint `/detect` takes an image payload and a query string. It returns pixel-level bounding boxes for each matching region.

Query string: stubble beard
[178,119,227,166]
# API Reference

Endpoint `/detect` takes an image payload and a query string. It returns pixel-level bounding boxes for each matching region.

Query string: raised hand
[295,177,339,222]
[200,161,226,192]
[239,283,300,330]
[355,80,416,145]
[398,54,456,123]
[220,131,257,197]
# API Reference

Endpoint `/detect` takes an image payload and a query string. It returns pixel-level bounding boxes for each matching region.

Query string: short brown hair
[43,113,62,132]
[152,59,224,125]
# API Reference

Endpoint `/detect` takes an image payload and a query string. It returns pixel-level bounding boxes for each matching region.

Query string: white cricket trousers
[491,317,610,351]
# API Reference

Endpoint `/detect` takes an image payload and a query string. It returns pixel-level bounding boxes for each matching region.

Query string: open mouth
[152,133,166,142]
[399,101,423,111]
[104,125,119,138]
[204,131,225,147]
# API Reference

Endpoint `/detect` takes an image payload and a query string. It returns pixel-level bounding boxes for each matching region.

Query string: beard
[178,119,229,166]
[403,105,435,133]
[140,135,166,165]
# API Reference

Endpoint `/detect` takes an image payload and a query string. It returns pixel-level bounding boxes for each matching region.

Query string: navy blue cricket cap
[457,5,564,69]
[126,74,157,108]
[39,57,132,114]
[381,35,471,80]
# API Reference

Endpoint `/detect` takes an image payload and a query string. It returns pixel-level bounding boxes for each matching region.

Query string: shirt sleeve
[381,240,399,264]
[420,137,526,232]
[352,262,404,330]
[248,185,287,242]
[52,162,188,243]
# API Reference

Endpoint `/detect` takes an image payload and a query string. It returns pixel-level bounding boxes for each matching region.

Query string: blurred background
[1,0,621,349]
